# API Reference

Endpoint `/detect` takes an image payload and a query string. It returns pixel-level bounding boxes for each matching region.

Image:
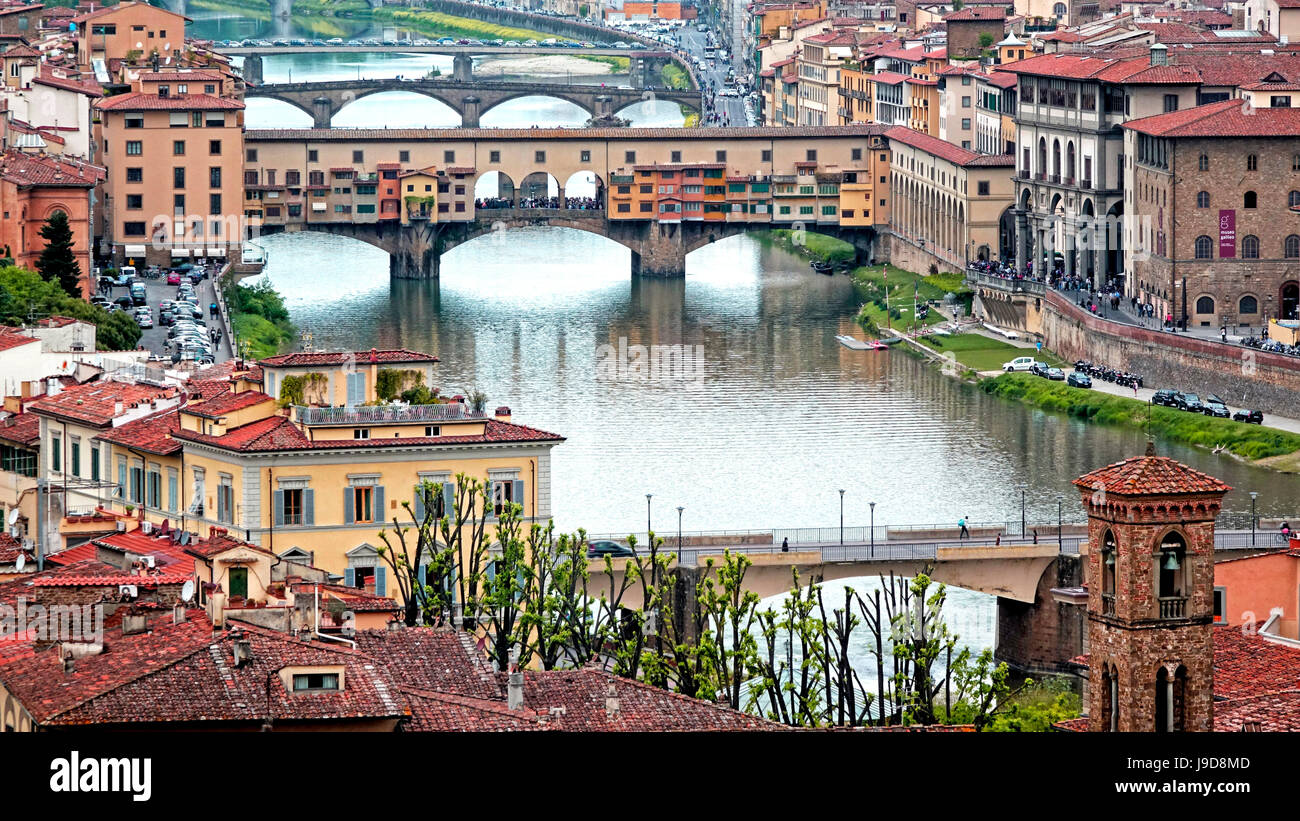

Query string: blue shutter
[303,489,314,525]
[442,482,455,518]
[513,480,525,516]
[217,488,226,523]
[448,560,458,603]
[486,560,496,582]
[343,488,354,524]
[413,485,425,522]
[515,566,525,603]
[344,568,356,588]
[168,474,177,512]
[374,485,385,524]
[375,566,387,597]
[117,460,126,498]
[417,562,427,588]
[273,490,284,526]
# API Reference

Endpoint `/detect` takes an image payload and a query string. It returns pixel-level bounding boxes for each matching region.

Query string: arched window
[1242,235,1260,258]
[1156,665,1188,733]
[1247,154,1258,171]
[1066,141,1076,180]
[1053,1,1067,17]
[1052,139,1061,176]
[1244,190,1257,208]
[1196,296,1215,314]
[1198,153,1209,171]
[1286,235,1300,259]
[1290,191,1300,208]
[1194,235,1213,259]
[1240,295,1259,314]
[1101,530,1117,602]
[1196,191,1209,208]
[1038,137,1047,175]
[1157,531,1187,615]
[1101,663,1118,732]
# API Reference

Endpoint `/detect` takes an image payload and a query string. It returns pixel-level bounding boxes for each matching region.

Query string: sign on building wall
[1218,209,1235,258]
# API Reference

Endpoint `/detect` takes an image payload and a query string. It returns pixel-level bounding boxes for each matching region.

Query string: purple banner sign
[1219,210,1236,258]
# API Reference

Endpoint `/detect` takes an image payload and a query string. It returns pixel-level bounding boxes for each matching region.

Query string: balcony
[294,403,487,426]
[1158,596,1187,619]
[1081,179,1092,190]
[1035,172,1045,181]
[1101,593,1116,617]
[1049,174,1060,184]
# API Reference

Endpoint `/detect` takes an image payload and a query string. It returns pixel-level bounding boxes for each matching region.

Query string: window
[90,445,100,482]
[247,149,258,162]
[307,150,318,163]
[126,141,142,156]
[126,194,143,209]
[216,479,234,524]
[353,428,370,440]
[1194,235,1213,259]
[1196,296,1215,314]
[1246,154,1257,171]
[1163,94,1178,113]
[977,181,989,197]
[1290,191,1300,209]
[716,150,727,162]
[147,465,161,509]
[173,140,186,156]
[625,151,636,163]
[1213,587,1227,625]
[444,150,455,163]
[173,167,185,188]
[1242,235,1259,259]
[352,486,374,523]
[1240,295,1259,314]
[1198,154,1208,171]
[283,488,303,525]
[352,150,363,163]
[209,194,222,215]
[761,150,772,162]
[1244,191,1257,209]
[806,150,817,162]
[292,673,340,692]
[492,479,518,517]
[671,151,682,163]
[1196,191,1209,208]
[1286,235,1300,259]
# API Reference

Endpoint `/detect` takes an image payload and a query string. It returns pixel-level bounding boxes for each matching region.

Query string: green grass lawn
[852,264,970,303]
[373,8,568,42]
[917,333,1067,371]
[765,229,856,263]
[983,373,1300,461]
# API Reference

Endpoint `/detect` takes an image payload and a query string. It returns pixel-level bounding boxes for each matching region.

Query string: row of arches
[1028,135,1087,184]
[1191,283,1300,321]
[1097,662,1189,733]
[1193,234,1300,260]
[473,170,604,210]
[246,91,681,129]
[890,170,966,265]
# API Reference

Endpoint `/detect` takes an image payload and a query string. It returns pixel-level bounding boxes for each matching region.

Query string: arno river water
[209,16,1300,659]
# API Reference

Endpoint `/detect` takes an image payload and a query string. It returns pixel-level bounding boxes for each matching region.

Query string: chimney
[232,637,253,668]
[507,646,524,709]
[62,652,74,674]
[1150,43,1168,66]
[121,612,148,635]
[173,603,187,624]
[113,400,124,417]
[494,405,512,423]
[605,681,620,720]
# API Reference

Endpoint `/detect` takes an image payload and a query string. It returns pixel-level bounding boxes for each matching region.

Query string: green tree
[35,211,81,298]
[979,32,995,50]
[0,265,139,350]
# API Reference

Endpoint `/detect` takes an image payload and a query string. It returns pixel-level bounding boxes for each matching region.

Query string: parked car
[1029,361,1049,376]
[1202,395,1230,418]
[1233,409,1264,424]
[1151,388,1179,407]
[1067,371,1092,389]
[1174,392,1204,413]
[166,271,182,285]
[113,295,134,309]
[1045,367,1066,381]
[134,311,154,329]
[1003,356,1035,372]
[587,540,636,559]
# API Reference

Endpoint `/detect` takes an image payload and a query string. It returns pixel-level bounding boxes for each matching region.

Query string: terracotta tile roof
[245,125,891,142]
[0,150,103,187]
[0,614,405,728]
[945,6,1006,19]
[3,42,40,58]
[1001,53,1198,84]
[0,411,39,447]
[1212,624,1300,702]
[402,686,546,731]
[871,71,910,85]
[985,70,1019,88]
[173,416,563,453]
[183,389,273,419]
[183,529,276,560]
[299,583,401,613]
[137,70,225,82]
[351,628,502,699]
[94,408,181,455]
[0,331,38,353]
[95,92,244,112]
[1214,690,1300,731]
[27,380,179,428]
[885,125,1005,167]
[1071,453,1232,497]
[258,348,437,367]
[32,66,104,97]
[1123,98,1300,138]
[0,533,30,565]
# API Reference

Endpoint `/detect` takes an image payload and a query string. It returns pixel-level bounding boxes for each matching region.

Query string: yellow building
[399,167,442,223]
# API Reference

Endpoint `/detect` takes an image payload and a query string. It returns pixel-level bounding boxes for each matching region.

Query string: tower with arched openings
[1073,443,1231,732]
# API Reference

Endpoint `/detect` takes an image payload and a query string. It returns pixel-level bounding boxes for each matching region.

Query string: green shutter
[413,485,425,522]
[274,490,284,526]
[513,480,525,516]
[375,566,387,597]
[374,486,385,524]
[304,489,314,525]
[442,482,455,519]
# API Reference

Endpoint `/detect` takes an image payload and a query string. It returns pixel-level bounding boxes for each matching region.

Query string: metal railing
[294,403,486,425]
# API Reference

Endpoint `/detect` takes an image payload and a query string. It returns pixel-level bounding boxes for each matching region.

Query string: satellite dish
[14,553,25,573]
[180,579,195,603]
[6,508,18,525]
[136,41,143,49]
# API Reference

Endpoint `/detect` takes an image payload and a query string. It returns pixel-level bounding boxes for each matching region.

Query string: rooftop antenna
[299,328,314,353]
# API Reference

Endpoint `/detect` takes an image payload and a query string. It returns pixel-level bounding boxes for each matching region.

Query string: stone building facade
[1123,100,1300,330]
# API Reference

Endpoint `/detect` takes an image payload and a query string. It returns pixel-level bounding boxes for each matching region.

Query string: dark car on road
[1067,371,1092,389]
[1174,392,1204,413]
[587,540,636,559]
[1202,395,1230,418]
[1151,389,1179,407]
[1233,409,1264,424]
[1045,367,1066,381]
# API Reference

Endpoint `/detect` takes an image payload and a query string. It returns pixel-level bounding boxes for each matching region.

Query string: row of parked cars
[214,37,643,49]
[1002,356,1065,382]
[1151,389,1263,423]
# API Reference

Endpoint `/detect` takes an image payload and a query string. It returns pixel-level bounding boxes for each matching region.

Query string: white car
[1003,356,1036,372]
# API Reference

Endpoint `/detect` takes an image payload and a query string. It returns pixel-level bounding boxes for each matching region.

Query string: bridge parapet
[965,268,1047,296]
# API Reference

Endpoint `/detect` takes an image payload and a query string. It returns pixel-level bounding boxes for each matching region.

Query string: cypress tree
[36,210,81,299]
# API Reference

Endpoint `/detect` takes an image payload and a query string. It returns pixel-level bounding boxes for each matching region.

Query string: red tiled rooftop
[945,6,1005,19]
[0,533,30,565]
[27,380,178,427]
[183,389,274,419]
[95,408,181,455]
[0,411,39,447]
[258,349,438,367]
[1123,98,1300,138]
[95,92,244,112]
[172,415,563,453]
[1072,453,1232,497]
[0,149,103,188]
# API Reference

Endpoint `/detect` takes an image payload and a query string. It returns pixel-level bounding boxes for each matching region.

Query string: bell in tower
[1073,444,1231,732]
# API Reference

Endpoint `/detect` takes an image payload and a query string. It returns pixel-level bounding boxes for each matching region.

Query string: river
[212,13,1300,671]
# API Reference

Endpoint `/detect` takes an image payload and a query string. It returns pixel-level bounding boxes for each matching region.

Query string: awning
[206,248,227,257]
[124,244,147,255]
[171,249,191,257]
[311,202,327,212]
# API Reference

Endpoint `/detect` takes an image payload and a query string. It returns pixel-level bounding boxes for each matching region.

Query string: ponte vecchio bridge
[242,125,888,279]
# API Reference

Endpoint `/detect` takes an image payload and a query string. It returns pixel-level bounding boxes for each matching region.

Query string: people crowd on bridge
[475,196,604,210]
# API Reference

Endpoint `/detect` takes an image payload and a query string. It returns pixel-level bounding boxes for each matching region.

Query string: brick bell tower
[1073,443,1231,732]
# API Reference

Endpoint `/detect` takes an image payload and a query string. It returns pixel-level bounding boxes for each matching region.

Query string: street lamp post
[646,493,653,544]
[1057,500,1062,552]
[1021,488,1027,537]
[677,506,684,554]
[839,489,846,545]
[869,501,876,557]
[1250,492,1258,546]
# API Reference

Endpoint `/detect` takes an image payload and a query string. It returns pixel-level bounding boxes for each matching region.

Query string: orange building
[95,80,245,266]
[620,1,692,20]
[0,149,103,296]
[74,2,189,70]
[1213,543,1300,639]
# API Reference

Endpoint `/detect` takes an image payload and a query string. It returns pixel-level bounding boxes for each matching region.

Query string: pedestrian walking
[995,534,1000,546]
[781,537,789,553]
[1032,529,1039,544]
[958,517,969,539]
